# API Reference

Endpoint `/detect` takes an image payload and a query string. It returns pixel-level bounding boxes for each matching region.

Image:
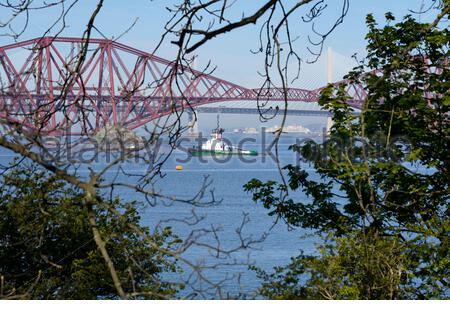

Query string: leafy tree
[253,232,410,299]
[0,164,181,299]
[245,5,449,299]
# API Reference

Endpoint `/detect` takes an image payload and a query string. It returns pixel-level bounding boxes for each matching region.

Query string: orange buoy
[175,165,183,171]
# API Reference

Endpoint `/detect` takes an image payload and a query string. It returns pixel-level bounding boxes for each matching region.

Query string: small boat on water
[188,118,258,156]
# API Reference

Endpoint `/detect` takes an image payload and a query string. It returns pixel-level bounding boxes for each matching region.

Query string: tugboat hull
[185,116,257,157]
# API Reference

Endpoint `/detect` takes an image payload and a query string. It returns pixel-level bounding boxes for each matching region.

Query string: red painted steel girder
[0,37,367,135]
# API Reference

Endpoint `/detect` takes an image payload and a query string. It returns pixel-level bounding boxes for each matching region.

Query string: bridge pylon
[325,47,335,136]
[325,116,334,136]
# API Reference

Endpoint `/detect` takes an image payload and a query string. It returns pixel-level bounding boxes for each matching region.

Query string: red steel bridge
[0,37,367,135]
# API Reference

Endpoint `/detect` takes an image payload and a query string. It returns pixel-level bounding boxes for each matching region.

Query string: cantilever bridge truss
[0,37,367,135]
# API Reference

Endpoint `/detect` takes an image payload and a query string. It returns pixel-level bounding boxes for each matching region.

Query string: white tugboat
[188,116,258,156]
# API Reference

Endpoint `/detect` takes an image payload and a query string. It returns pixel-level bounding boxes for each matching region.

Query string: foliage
[245,7,449,299]
[0,164,181,299]
[254,231,409,299]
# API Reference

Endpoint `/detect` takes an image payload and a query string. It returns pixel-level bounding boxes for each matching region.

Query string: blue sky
[0,0,433,129]
[1,0,432,87]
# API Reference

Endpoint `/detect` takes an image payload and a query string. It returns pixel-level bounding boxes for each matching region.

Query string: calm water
[139,133,321,297]
[1,133,323,298]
